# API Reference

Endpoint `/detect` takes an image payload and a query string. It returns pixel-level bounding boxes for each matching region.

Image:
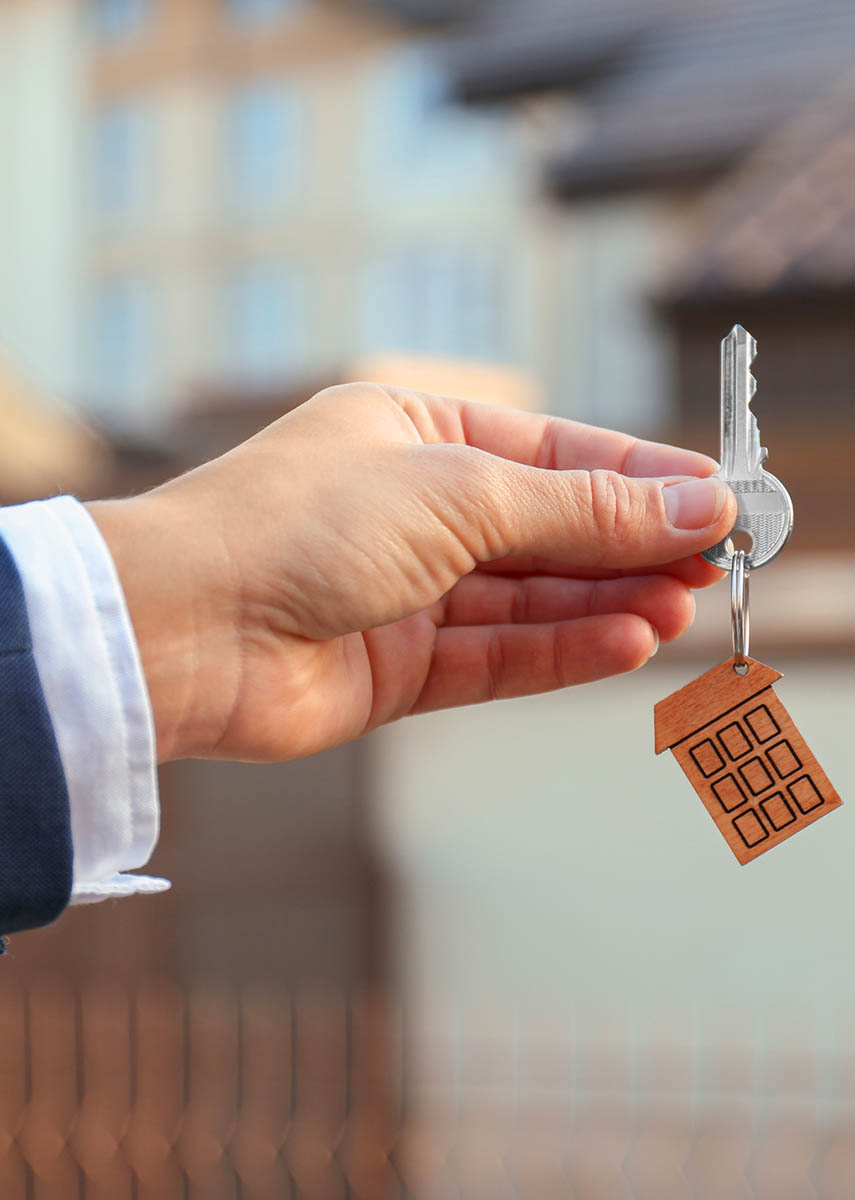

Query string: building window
[90,277,154,416]
[92,0,150,39]
[360,244,505,363]
[225,267,303,381]
[226,0,302,24]
[364,48,503,194]
[225,82,302,220]
[92,100,151,227]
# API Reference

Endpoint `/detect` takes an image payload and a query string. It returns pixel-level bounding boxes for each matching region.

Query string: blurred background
[1,0,855,1196]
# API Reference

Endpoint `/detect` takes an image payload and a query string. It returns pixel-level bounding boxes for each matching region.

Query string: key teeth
[722,324,764,473]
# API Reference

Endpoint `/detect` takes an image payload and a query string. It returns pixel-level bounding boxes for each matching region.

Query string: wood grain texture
[654,657,782,754]
[655,656,843,865]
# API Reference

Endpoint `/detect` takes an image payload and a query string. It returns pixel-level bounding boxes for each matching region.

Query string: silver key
[701,324,793,570]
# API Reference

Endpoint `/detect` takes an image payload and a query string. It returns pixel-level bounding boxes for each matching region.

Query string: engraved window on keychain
[654,326,842,865]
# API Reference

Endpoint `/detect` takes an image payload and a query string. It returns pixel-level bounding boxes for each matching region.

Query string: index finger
[420,393,718,479]
[476,553,725,588]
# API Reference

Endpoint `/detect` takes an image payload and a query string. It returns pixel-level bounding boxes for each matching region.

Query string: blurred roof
[448,0,663,102]
[448,0,855,196]
[662,72,855,302]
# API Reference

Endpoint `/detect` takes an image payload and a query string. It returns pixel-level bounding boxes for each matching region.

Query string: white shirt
[0,497,169,905]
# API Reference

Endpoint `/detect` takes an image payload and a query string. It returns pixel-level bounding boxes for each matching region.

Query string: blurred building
[0,0,83,401]
[367,8,855,1194]
[0,8,546,1193]
[77,0,549,433]
[447,0,855,550]
[3,2,855,1196]
[3,0,666,436]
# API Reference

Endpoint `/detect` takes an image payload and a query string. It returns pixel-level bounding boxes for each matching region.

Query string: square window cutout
[712,775,748,813]
[767,740,801,779]
[733,809,769,848]
[745,704,780,743]
[718,722,751,760]
[690,738,724,778]
[739,757,774,796]
[761,792,796,831]
[788,776,824,814]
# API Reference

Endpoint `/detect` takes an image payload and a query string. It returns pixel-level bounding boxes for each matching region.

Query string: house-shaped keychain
[655,656,842,864]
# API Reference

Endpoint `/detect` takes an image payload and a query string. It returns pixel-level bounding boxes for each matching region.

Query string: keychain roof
[654,657,781,755]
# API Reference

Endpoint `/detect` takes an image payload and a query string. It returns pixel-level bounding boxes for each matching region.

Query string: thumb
[498,467,736,569]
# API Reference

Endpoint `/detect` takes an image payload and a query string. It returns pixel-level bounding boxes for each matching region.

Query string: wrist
[86,488,241,762]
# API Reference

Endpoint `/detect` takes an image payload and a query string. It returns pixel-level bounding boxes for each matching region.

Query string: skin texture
[87,383,737,764]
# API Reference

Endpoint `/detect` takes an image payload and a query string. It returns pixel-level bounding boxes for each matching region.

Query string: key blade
[721,324,765,476]
[703,325,793,570]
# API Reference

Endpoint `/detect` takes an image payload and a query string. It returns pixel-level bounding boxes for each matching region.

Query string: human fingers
[424,447,737,571]
[438,573,695,644]
[474,553,724,588]
[411,613,658,714]
[398,389,718,477]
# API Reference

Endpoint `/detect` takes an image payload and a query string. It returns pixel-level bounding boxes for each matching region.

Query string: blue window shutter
[225,82,303,219]
[364,47,503,189]
[93,0,149,39]
[93,100,151,226]
[91,277,154,414]
[226,267,304,381]
[227,0,302,22]
[361,244,504,363]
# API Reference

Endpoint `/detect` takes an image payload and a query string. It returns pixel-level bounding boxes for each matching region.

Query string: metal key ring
[731,550,750,673]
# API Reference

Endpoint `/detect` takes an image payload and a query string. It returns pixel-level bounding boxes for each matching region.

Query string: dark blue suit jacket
[0,535,72,942]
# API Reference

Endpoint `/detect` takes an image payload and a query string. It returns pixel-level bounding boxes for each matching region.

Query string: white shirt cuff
[0,496,169,904]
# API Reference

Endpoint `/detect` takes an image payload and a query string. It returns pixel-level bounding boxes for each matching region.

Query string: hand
[88,384,736,763]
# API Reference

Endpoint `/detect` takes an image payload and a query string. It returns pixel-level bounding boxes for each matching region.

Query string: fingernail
[663,479,728,530]
[648,627,660,658]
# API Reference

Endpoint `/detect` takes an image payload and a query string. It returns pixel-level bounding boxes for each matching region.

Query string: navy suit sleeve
[0,534,72,937]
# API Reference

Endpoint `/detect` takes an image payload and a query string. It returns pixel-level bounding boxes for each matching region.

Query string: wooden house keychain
[654,326,842,864]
